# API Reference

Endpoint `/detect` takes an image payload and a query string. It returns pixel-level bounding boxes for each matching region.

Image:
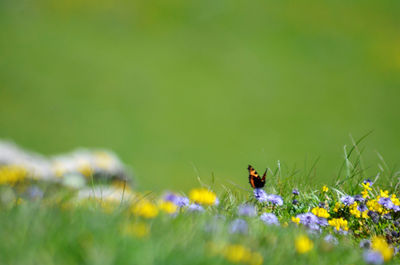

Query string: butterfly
[248,165,267,189]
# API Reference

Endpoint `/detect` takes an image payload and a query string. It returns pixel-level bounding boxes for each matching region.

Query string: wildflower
[121,222,150,238]
[295,235,314,254]
[132,200,159,219]
[380,190,389,198]
[324,234,338,245]
[291,216,300,224]
[322,185,329,192]
[328,218,348,231]
[362,181,373,191]
[267,194,283,206]
[222,244,263,265]
[189,188,217,206]
[159,200,178,214]
[238,204,257,217]
[378,197,394,210]
[333,202,342,212]
[368,211,380,224]
[229,219,248,234]
[371,236,394,261]
[296,213,320,230]
[363,251,384,265]
[253,189,268,203]
[292,189,299,196]
[341,195,354,206]
[357,203,368,213]
[292,199,299,205]
[311,207,330,218]
[367,200,383,213]
[0,165,27,186]
[163,193,189,207]
[354,194,365,202]
[260,213,279,226]
[360,239,372,249]
[187,203,204,212]
[362,189,369,199]
[363,179,373,186]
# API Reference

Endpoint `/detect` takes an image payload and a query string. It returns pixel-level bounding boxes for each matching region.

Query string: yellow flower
[362,182,372,191]
[311,207,330,218]
[333,202,342,212]
[132,200,159,218]
[366,199,383,214]
[295,235,314,254]
[0,165,27,186]
[371,236,394,261]
[361,189,369,199]
[391,194,400,206]
[291,216,300,224]
[121,222,150,238]
[328,218,348,231]
[349,202,361,218]
[159,200,178,214]
[322,185,329,193]
[189,188,217,206]
[221,244,263,265]
[380,190,389,198]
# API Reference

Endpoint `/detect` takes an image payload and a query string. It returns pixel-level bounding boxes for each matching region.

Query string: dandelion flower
[295,235,314,254]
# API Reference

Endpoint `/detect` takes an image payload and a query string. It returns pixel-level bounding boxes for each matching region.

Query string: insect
[248,165,267,189]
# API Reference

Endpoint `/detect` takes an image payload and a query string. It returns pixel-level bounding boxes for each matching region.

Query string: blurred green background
[1,0,399,191]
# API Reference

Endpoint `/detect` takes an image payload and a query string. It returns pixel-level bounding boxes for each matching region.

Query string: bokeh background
[1,0,399,191]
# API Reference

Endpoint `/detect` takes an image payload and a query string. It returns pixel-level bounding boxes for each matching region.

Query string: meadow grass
[0,141,399,265]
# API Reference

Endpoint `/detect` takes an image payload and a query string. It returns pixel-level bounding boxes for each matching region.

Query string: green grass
[1,0,400,190]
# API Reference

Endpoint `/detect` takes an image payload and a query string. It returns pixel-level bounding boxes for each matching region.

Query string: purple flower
[187,203,204,212]
[292,189,299,196]
[393,205,400,212]
[363,251,383,265]
[292,199,299,205]
[317,217,328,227]
[363,179,373,186]
[354,195,365,202]
[229,219,248,234]
[238,204,257,217]
[324,234,338,245]
[379,197,394,210]
[253,189,268,203]
[359,239,371,249]
[267,194,283,206]
[164,193,189,207]
[358,203,368,212]
[341,195,355,206]
[296,212,320,230]
[260,213,279,226]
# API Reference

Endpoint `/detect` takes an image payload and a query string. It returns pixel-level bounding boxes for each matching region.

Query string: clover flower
[267,194,283,206]
[238,204,257,217]
[260,213,279,226]
[253,189,268,203]
[340,195,355,206]
[229,219,248,234]
[363,251,384,265]
[295,235,314,254]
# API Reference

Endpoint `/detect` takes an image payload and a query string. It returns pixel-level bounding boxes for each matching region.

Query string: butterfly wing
[248,165,266,188]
